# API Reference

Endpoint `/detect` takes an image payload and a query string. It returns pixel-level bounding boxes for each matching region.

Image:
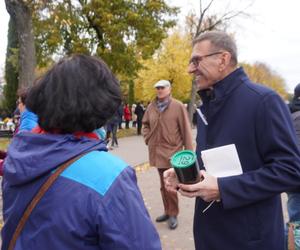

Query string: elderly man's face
[156,86,171,100]
[188,40,224,90]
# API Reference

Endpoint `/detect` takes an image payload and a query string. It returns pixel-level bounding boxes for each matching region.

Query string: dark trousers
[111,124,118,146]
[137,119,142,135]
[125,120,130,129]
[157,168,179,216]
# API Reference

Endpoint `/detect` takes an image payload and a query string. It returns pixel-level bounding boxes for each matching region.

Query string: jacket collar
[198,67,248,102]
[152,96,173,111]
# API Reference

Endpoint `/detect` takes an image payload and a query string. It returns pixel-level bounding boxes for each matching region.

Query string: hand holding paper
[165,144,243,209]
[201,144,243,178]
[198,144,243,212]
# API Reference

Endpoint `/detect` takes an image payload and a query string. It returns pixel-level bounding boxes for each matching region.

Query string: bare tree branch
[196,0,214,37]
[187,0,253,123]
[77,0,105,50]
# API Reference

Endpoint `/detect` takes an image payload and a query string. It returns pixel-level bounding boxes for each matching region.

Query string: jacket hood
[4,132,107,186]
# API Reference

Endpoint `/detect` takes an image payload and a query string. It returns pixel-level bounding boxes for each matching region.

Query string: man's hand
[163,168,179,193]
[178,170,220,202]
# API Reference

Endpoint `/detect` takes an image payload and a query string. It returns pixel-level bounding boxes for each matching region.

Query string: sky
[0,0,299,92]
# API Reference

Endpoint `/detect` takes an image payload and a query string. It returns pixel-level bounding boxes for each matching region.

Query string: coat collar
[198,67,248,102]
[152,96,173,111]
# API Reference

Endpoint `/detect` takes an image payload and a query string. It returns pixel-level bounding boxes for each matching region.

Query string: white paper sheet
[201,144,243,177]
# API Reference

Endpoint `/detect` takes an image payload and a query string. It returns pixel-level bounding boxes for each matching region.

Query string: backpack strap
[8,152,89,250]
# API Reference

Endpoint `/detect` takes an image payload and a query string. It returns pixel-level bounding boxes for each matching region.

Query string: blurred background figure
[142,79,193,230]
[16,87,38,133]
[123,103,131,129]
[135,102,145,135]
[131,103,137,127]
[286,83,300,246]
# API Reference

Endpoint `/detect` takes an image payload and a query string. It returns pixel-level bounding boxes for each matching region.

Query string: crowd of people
[104,102,146,150]
[0,31,300,250]
[0,99,146,152]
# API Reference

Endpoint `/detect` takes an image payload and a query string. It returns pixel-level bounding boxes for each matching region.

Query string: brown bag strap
[288,222,296,250]
[8,152,88,250]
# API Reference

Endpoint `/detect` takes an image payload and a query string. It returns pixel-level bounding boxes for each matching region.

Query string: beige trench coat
[142,98,193,168]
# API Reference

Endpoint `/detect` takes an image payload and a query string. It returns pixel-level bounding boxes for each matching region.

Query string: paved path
[109,134,149,167]
[110,131,197,250]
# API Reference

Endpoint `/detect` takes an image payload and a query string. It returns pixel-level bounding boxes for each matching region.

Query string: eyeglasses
[189,51,223,67]
[155,86,165,90]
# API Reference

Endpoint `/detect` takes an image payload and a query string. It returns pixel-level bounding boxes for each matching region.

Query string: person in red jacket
[123,103,131,129]
[0,150,7,176]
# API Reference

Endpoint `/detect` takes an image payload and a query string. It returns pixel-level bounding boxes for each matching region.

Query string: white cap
[154,80,171,88]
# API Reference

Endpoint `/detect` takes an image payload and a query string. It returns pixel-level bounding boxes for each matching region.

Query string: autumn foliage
[135,31,193,102]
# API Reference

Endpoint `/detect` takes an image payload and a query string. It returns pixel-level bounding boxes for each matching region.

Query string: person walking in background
[289,84,300,113]
[131,103,137,127]
[123,103,131,129]
[117,103,123,130]
[135,102,145,135]
[286,83,300,244]
[164,31,300,250]
[142,79,193,230]
[1,55,161,250]
[16,87,38,133]
[0,88,38,176]
[0,149,6,176]
[107,106,123,149]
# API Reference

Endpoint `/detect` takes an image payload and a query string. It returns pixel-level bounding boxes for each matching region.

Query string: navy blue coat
[195,67,300,250]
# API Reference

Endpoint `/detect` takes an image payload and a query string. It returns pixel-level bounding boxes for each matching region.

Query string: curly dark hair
[26,54,122,133]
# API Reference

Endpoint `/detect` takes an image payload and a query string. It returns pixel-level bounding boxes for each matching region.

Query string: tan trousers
[157,168,179,216]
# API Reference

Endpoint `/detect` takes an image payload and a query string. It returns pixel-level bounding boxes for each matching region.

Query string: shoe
[155,214,169,222]
[168,216,178,230]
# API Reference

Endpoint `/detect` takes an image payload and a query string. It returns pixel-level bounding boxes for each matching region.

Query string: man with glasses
[142,79,193,230]
[164,31,300,249]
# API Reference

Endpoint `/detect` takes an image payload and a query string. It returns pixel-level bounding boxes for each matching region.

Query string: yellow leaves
[135,30,193,102]
[241,62,288,99]
[60,18,72,26]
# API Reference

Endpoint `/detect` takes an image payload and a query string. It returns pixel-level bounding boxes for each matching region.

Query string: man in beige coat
[142,79,193,230]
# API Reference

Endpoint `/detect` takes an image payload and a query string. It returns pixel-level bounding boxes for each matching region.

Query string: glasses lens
[189,57,201,66]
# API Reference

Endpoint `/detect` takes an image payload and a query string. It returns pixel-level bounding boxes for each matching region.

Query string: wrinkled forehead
[192,40,216,55]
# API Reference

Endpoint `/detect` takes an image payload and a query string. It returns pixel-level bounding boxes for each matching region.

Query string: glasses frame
[189,51,223,67]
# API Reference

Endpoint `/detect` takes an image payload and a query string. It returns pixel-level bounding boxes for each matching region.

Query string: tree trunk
[188,79,197,123]
[5,0,36,88]
[4,17,19,113]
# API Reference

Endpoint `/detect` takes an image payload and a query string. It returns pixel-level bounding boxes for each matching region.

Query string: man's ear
[219,52,232,71]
